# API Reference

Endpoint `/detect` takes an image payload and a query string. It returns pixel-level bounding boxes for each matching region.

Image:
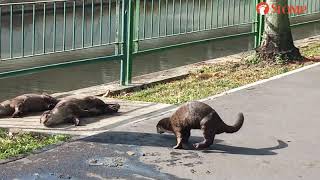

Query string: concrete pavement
[1,63,320,179]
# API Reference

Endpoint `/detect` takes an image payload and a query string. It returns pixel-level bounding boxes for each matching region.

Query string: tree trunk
[256,0,302,62]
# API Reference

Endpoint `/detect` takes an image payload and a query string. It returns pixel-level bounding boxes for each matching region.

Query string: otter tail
[222,113,244,133]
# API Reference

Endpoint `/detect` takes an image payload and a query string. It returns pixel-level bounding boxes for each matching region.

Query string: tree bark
[256,0,302,62]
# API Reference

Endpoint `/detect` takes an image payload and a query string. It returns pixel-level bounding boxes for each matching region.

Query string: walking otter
[40,96,120,127]
[156,101,244,149]
[0,93,58,118]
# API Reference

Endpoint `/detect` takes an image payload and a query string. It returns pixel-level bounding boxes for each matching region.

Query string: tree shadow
[82,131,288,156]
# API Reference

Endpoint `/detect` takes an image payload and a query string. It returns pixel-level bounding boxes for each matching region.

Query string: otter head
[40,110,56,127]
[40,110,67,127]
[105,103,121,113]
[156,117,173,134]
[40,108,77,127]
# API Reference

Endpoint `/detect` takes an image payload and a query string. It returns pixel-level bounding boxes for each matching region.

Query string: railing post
[258,0,265,46]
[121,0,134,86]
[254,0,260,48]
[254,0,265,48]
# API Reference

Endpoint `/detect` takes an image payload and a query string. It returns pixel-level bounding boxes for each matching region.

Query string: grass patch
[0,128,70,160]
[117,43,320,105]
[301,43,320,57]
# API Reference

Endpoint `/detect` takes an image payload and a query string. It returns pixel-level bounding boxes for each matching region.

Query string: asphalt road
[1,64,320,180]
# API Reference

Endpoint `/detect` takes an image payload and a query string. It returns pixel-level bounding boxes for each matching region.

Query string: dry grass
[117,43,320,104]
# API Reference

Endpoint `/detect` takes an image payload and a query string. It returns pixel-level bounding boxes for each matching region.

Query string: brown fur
[0,93,58,118]
[156,101,244,149]
[40,96,120,127]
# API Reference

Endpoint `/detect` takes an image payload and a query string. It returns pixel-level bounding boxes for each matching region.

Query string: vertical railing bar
[232,0,236,25]
[204,0,207,30]
[307,1,317,13]
[248,0,251,22]
[115,0,120,54]
[309,0,311,12]
[143,0,146,39]
[172,0,175,34]
[238,0,241,25]
[294,0,297,15]
[198,0,200,30]
[158,0,162,37]
[119,0,123,49]
[210,0,213,29]
[134,0,140,52]
[42,3,46,54]
[0,7,1,59]
[32,4,35,55]
[216,0,219,28]
[221,0,224,28]
[72,0,76,49]
[63,1,66,51]
[53,2,56,52]
[227,0,230,26]
[151,0,154,38]
[179,0,182,33]
[192,0,194,31]
[120,0,126,84]
[243,0,246,23]
[82,0,85,48]
[21,5,25,57]
[99,0,103,45]
[108,0,112,43]
[91,0,94,46]
[165,0,168,35]
[9,5,13,58]
[185,0,188,32]
[305,0,308,13]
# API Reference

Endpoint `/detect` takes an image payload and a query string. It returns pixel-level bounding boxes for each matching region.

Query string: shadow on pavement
[201,140,288,155]
[81,131,288,156]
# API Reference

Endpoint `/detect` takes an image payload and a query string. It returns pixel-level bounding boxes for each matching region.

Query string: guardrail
[0,0,319,85]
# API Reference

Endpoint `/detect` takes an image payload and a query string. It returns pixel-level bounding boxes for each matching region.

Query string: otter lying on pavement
[0,93,58,118]
[40,96,120,127]
[156,101,244,149]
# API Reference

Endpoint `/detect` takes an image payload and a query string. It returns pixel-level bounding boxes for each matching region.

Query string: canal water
[0,0,319,101]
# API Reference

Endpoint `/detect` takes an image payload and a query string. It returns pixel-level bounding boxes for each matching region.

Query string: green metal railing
[0,0,319,85]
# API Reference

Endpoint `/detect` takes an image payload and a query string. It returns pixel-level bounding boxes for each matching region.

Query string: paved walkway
[0,97,172,136]
[1,63,320,180]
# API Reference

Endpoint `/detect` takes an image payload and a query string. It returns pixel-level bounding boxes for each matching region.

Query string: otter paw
[173,144,183,149]
[12,113,21,118]
[193,143,200,149]
[193,143,210,150]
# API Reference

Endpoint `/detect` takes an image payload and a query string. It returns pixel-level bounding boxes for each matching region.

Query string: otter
[0,93,58,118]
[156,101,244,149]
[40,96,120,127]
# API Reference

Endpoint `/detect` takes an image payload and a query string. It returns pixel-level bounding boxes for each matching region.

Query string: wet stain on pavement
[1,142,189,180]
